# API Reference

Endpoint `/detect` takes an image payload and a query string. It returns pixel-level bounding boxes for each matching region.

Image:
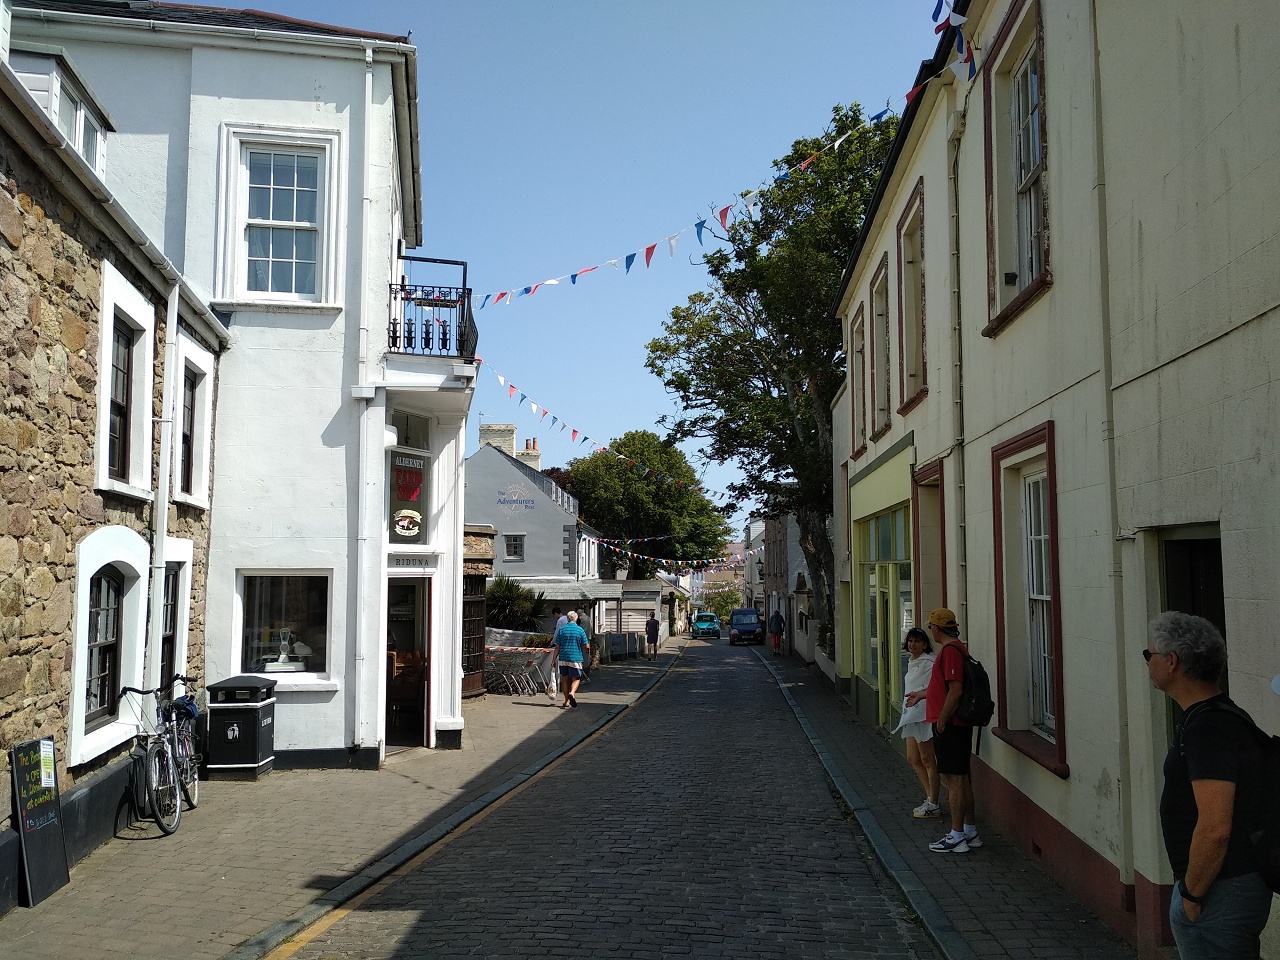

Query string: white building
[11,1,476,759]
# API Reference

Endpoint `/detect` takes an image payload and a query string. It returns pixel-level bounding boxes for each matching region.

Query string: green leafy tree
[647,103,897,636]
[567,430,734,578]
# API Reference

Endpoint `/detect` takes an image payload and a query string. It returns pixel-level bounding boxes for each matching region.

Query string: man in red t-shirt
[924,607,981,853]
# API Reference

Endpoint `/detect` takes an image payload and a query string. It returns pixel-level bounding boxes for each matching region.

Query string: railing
[388,257,477,359]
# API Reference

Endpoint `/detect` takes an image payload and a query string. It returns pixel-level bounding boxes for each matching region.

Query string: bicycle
[118,674,201,835]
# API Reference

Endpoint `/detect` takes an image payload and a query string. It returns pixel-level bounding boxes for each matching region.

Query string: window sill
[211,299,343,317]
[869,423,892,444]
[172,491,210,512]
[71,717,138,767]
[992,725,1069,779]
[96,478,154,503]
[251,677,339,694]
[897,387,928,417]
[982,269,1052,338]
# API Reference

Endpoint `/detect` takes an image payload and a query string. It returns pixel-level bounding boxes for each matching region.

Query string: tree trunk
[793,505,836,648]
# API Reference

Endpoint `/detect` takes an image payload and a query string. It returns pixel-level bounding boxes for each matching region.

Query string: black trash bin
[205,676,276,780]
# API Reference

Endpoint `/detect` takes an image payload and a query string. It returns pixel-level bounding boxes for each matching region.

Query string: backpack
[953,644,995,727]
[1182,699,1280,893]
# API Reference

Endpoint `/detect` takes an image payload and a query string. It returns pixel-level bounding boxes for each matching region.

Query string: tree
[646,103,897,639]
[484,574,548,631]
[567,430,734,578]
[701,580,744,622]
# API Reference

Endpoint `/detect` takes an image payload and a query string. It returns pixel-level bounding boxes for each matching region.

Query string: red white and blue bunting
[471,4,980,314]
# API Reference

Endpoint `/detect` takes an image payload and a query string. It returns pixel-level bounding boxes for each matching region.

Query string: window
[171,330,215,509]
[68,526,149,766]
[160,565,180,687]
[896,179,927,412]
[216,126,340,305]
[991,420,1067,777]
[108,321,132,481]
[10,52,108,176]
[85,567,123,729]
[849,305,867,457]
[96,262,155,497]
[983,0,1050,335]
[857,507,912,726]
[869,257,891,438]
[246,150,319,295]
[241,574,329,674]
[505,535,526,562]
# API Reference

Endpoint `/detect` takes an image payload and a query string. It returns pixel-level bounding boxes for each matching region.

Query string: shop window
[240,574,329,674]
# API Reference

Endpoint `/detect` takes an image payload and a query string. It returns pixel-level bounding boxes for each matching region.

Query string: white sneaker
[912,800,942,818]
[964,832,983,848]
[929,833,970,853]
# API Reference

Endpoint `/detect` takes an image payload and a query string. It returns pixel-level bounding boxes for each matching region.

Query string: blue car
[692,612,721,638]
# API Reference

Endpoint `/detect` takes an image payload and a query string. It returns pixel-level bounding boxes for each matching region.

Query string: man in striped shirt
[550,611,590,709]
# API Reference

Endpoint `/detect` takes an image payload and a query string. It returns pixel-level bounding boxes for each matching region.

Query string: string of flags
[588,537,764,575]
[478,358,744,508]
[470,3,979,315]
[594,535,673,545]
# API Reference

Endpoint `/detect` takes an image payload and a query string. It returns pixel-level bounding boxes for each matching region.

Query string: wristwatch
[1179,879,1205,905]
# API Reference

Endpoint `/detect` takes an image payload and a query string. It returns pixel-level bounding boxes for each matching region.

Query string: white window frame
[870,263,891,436]
[95,261,155,500]
[214,124,342,307]
[68,526,150,766]
[149,536,194,691]
[504,534,526,562]
[1021,469,1055,737]
[233,569,334,679]
[171,330,215,509]
[1011,47,1044,290]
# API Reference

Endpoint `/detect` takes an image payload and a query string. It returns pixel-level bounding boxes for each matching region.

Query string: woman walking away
[549,611,590,709]
[897,627,942,818]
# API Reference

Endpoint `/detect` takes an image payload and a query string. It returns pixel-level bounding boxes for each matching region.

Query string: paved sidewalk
[756,646,1140,960]
[0,636,1144,960]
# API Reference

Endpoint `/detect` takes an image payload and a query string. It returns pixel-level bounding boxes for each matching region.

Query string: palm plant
[484,574,548,631]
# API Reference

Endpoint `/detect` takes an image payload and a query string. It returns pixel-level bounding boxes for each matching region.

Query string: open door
[386,578,431,747]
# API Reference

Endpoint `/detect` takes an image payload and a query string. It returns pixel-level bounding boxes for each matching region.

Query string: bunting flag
[468,9,971,312]
[589,539,765,570]
[508,384,516,398]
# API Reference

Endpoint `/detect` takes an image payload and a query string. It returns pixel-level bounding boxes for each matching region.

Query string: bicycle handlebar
[119,674,198,699]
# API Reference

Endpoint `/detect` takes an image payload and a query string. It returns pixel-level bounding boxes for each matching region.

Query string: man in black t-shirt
[1147,611,1271,960]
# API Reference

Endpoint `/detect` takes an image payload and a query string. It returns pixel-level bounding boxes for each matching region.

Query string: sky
[251,1,939,533]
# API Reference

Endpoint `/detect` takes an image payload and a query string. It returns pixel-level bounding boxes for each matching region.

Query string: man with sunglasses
[1147,611,1271,959]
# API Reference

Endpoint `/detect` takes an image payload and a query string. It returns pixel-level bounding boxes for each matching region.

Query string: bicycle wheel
[145,739,182,834]
[176,727,200,809]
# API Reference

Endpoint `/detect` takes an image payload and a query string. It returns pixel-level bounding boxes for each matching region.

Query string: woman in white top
[895,626,941,818]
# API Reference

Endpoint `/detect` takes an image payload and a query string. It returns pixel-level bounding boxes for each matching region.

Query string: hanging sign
[389,454,427,544]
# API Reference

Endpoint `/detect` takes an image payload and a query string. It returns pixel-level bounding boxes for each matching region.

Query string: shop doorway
[386,578,430,747]
[1160,528,1225,723]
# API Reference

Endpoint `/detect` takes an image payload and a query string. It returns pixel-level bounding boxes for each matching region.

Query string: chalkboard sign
[10,737,70,906]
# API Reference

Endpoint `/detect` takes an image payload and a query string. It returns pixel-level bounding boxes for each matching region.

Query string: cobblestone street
[279,640,939,960]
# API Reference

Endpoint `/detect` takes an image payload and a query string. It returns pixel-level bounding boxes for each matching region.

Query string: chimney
[478,423,516,456]
[514,435,542,471]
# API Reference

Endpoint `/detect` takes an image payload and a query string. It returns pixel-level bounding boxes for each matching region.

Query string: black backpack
[1182,700,1280,893]
[955,645,995,728]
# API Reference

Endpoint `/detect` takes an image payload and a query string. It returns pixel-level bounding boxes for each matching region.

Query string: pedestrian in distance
[552,606,568,633]
[549,611,590,709]
[898,626,941,819]
[769,609,785,657]
[645,611,660,661]
[924,608,982,853]
[1147,610,1272,960]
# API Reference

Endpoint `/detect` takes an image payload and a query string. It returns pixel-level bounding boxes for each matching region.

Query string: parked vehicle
[727,608,766,645]
[692,612,722,638]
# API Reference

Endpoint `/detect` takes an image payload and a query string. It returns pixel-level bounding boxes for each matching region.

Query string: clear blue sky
[254,1,938,532]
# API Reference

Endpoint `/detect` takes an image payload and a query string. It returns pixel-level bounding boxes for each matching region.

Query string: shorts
[558,663,585,679]
[899,720,934,743]
[933,721,974,776]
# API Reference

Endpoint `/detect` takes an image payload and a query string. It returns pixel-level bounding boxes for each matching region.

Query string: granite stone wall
[0,120,216,832]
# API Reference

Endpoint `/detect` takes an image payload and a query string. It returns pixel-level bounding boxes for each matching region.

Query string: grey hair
[1148,610,1224,683]
[566,611,578,622]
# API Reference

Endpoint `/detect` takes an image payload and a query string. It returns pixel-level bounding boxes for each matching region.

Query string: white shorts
[899,720,934,743]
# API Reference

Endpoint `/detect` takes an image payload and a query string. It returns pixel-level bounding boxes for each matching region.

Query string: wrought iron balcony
[388,256,478,360]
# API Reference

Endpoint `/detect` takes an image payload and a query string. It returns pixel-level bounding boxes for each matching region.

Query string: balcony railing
[388,257,478,360]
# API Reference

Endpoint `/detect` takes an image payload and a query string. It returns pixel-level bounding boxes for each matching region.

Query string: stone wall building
[0,53,226,913]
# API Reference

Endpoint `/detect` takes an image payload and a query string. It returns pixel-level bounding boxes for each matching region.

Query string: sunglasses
[1142,648,1168,662]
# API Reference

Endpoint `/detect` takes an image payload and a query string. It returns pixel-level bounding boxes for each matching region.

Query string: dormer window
[10,47,110,177]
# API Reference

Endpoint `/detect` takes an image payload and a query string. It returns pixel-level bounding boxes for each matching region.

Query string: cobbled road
[286,638,940,959]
